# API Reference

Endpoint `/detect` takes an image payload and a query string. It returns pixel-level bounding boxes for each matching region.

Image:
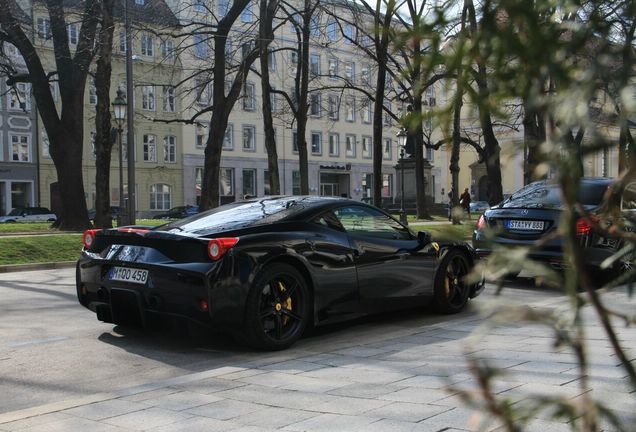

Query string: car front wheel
[432,249,471,314]
[243,263,309,350]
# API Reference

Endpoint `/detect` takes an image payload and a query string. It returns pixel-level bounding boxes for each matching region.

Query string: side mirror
[417,230,431,245]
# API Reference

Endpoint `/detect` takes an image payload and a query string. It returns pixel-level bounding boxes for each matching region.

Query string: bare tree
[0,0,100,230]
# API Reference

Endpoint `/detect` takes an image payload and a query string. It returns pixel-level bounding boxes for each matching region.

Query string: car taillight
[207,237,239,261]
[576,217,595,236]
[82,229,101,248]
[117,228,150,233]
[476,215,487,231]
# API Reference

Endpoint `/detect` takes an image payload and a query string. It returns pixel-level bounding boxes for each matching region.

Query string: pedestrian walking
[460,187,471,219]
[447,189,453,221]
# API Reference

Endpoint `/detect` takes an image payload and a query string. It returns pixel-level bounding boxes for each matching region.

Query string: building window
[90,131,96,159]
[161,39,174,59]
[310,14,320,36]
[196,80,210,106]
[292,131,298,153]
[362,136,372,159]
[289,51,298,75]
[310,54,320,77]
[8,83,31,111]
[345,96,355,122]
[344,61,355,82]
[241,1,254,22]
[143,134,157,162]
[42,131,51,158]
[193,34,208,58]
[220,168,234,196]
[311,132,322,155]
[164,135,176,163]
[383,103,392,126]
[361,99,371,123]
[193,0,206,12]
[242,82,256,111]
[242,169,256,197]
[10,134,30,162]
[67,24,78,44]
[163,86,176,112]
[37,18,51,39]
[361,64,370,85]
[150,184,171,210]
[223,124,234,150]
[242,125,256,151]
[329,133,339,157]
[328,95,339,120]
[328,58,338,79]
[345,134,356,157]
[119,32,126,52]
[382,174,393,198]
[383,138,392,160]
[141,85,155,110]
[268,49,277,71]
[327,20,337,41]
[270,90,277,113]
[195,122,206,148]
[426,146,435,162]
[310,93,321,117]
[292,171,301,195]
[141,34,154,56]
[344,24,355,44]
[88,80,98,105]
[218,0,230,16]
[135,0,144,4]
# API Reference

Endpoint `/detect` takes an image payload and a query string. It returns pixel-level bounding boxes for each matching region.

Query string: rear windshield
[156,197,319,235]
[502,180,610,209]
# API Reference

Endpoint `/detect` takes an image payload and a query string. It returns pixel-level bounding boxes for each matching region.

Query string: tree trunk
[450,88,462,225]
[412,98,430,219]
[93,0,115,229]
[297,0,312,196]
[259,0,280,196]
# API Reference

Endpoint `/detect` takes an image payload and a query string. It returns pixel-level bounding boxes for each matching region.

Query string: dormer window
[135,0,144,5]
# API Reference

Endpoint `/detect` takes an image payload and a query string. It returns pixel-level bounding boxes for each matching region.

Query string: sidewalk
[1,285,634,432]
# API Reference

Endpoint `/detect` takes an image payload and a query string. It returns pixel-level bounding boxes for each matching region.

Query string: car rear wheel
[432,249,471,314]
[243,263,309,350]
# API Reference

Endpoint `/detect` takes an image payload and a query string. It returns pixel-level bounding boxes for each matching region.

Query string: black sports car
[77,196,484,350]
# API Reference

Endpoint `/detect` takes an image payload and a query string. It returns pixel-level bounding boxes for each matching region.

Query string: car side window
[333,205,411,240]
[313,212,345,232]
[622,181,636,211]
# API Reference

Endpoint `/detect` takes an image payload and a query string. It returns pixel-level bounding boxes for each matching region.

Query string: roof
[55,0,178,27]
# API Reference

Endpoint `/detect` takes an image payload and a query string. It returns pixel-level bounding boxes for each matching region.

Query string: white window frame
[241,1,254,22]
[149,183,171,210]
[329,133,339,157]
[164,135,176,163]
[37,18,51,39]
[88,79,97,105]
[9,133,31,163]
[193,0,206,12]
[143,134,157,162]
[163,86,176,112]
[311,131,322,155]
[142,85,156,111]
[161,39,174,59]
[344,61,355,83]
[141,34,154,57]
[194,34,208,58]
[310,93,321,117]
[220,167,234,196]
[345,96,355,122]
[242,82,256,111]
[362,136,372,159]
[195,122,206,148]
[268,49,277,71]
[328,94,339,120]
[242,169,257,197]
[310,54,321,77]
[345,134,356,158]
[8,83,31,111]
[328,58,338,79]
[242,125,256,152]
[383,138,392,160]
[223,124,234,150]
[361,99,371,124]
[67,23,78,44]
[327,20,337,41]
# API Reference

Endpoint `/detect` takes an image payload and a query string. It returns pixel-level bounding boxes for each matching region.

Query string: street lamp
[112,89,127,226]
[396,128,408,225]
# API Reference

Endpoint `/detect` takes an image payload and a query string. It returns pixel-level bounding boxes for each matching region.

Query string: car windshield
[156,196,324,235]
[7,208,23,216]
[502,180,610,209]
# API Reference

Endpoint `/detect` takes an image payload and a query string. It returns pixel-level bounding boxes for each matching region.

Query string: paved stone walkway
[1,286,634,432]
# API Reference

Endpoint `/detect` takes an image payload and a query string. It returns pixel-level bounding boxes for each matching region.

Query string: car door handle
[396,252,410,260]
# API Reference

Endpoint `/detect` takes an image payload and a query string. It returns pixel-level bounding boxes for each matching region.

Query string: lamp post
[112,89,127,226]
[396,128,408,225]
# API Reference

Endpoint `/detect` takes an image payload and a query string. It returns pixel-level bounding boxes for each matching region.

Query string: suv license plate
[507,220,544,230]
[109,267,149,284]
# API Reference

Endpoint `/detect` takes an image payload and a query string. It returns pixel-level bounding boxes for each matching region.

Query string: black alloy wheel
[243,263,309,350]
[432,249,471,314]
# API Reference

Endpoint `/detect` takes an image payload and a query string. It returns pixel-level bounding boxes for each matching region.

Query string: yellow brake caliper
[278,281,293,325]
[444,265,452,298]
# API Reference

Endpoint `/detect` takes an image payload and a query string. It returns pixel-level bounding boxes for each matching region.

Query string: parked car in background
[0,207,57,223]
[88,206,124,221]
[153,205,199,220]
[469,201,490,214]
[77,196,484,350]
[473,177,633,278]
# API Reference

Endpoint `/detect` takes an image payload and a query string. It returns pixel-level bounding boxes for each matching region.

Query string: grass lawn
[0,219,166,235]
[0,234,83,265]
[410,221,475,241]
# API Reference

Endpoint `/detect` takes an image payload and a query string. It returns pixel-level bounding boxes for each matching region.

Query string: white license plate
[507,220,545,230]
[109,267,149,284]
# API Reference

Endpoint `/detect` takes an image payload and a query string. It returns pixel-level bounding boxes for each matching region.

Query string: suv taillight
[576,216,597,236]
[207,238,239,261]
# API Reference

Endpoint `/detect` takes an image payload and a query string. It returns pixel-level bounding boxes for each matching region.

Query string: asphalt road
[0,268,567,417]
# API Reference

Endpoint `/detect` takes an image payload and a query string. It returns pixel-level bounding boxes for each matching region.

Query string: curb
[0,261,76,274]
